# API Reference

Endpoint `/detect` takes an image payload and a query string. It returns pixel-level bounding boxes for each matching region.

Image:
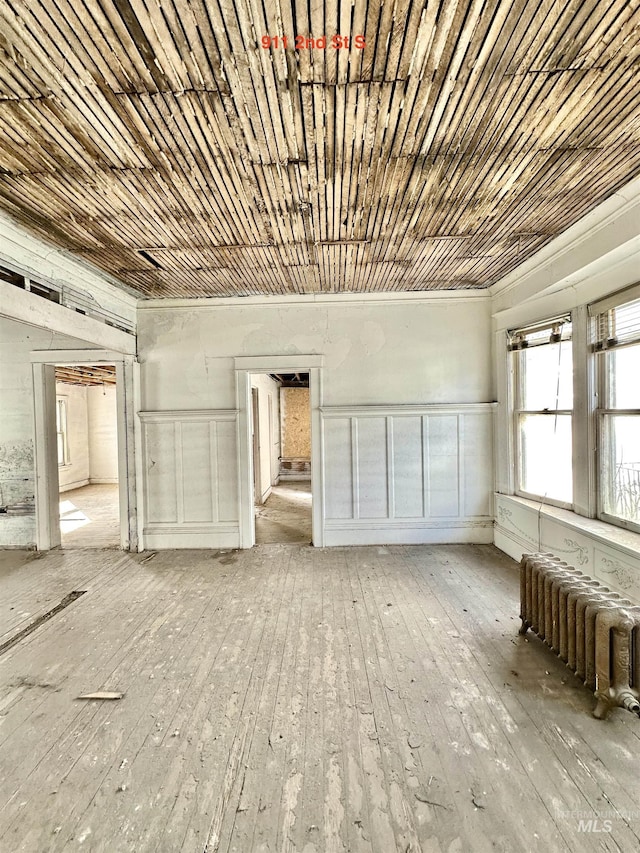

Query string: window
[509,317,573,506]
[592,290,640,532]
[56,398,69,466]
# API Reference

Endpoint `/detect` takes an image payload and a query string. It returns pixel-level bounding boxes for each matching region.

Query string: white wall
[137,294,494,548]
[88,384,118,482]
[56,383,89,491]
[250,373,280,502]
[139,295,491,411]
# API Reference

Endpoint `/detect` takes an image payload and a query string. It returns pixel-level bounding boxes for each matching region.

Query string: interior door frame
[31,349,138,550]
[235,355,324,548]
[251,386,261,504]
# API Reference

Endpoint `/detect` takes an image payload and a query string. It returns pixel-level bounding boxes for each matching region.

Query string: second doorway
[251,372,311,544]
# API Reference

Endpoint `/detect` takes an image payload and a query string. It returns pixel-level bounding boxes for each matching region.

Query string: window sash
[596,342,640,531]
[597,411,640,533]
[56,399,69,467]
[515,411,573,506]
[511,319,574,506]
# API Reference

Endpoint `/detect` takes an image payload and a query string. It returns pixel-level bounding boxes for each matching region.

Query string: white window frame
[510,316,573,510]
[591,284,640,534]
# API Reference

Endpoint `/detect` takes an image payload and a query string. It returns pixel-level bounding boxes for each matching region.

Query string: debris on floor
[77,691,123,700]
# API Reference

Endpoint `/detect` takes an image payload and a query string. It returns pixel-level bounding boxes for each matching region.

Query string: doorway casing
[31,349,139,550]
[235,355,323,548]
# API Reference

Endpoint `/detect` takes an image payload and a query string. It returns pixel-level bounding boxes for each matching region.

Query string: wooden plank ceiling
[0,0,639,299]
[55,365,117,385]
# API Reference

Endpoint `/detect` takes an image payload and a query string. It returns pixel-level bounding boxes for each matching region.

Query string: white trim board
[0,209,138,320]
[31,349,129,363]
[138,290,490,310]
[139,409,238,422]
[321,403,496,417]
[2,284,136,354]
[235,355,324,370]
[324,520,494,546]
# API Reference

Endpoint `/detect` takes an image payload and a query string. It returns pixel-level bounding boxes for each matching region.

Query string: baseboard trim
[324,519,494,546]
[143,523,240,550]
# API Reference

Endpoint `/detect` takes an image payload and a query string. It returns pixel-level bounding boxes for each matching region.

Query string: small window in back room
[509,316,573,507]
[56,397,70,466]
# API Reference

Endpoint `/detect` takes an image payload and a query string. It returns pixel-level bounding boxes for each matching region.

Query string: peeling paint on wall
[0,439,35,512]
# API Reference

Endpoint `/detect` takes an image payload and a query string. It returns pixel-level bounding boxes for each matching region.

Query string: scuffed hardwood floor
[0,544,639,853]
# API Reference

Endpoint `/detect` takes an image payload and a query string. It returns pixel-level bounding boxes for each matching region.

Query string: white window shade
[590,285,640,351]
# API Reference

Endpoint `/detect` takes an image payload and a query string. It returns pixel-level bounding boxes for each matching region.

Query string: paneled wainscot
[140,410,239,549]
[321,404,495,546]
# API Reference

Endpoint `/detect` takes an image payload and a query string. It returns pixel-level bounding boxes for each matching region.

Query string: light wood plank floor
[0,544,639,853]
[255,481,312,545]
[59,484,120,549]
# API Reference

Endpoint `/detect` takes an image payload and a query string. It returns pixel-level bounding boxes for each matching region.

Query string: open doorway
[56,364,120,548]
[251,372,312,544]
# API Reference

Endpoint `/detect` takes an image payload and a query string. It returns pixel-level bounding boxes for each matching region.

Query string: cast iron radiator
[519,553,640,719]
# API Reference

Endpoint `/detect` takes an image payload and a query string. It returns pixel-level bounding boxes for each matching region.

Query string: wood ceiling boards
[55,365,117,385]
[0,0,639,299]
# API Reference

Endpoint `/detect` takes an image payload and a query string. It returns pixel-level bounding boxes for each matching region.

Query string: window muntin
[510,318,573,506]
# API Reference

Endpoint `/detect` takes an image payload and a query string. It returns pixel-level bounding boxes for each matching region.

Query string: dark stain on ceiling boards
[0,0,639,299]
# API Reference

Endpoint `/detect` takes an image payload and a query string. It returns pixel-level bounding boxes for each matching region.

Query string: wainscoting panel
[181,421,213,523]
[140,410,239,549]
[323,417,353,520]
[144,420,178,524]
[392,416,424,518]
[426,415,459,517]
[216,418,240,522]
[322,404,495,545]
[463,413,495,517]
[356,417,388,519]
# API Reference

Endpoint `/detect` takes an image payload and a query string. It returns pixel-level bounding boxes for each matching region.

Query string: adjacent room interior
[252,372,312,545]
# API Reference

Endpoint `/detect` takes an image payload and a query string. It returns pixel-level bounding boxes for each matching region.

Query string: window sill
[496,493,640,561]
